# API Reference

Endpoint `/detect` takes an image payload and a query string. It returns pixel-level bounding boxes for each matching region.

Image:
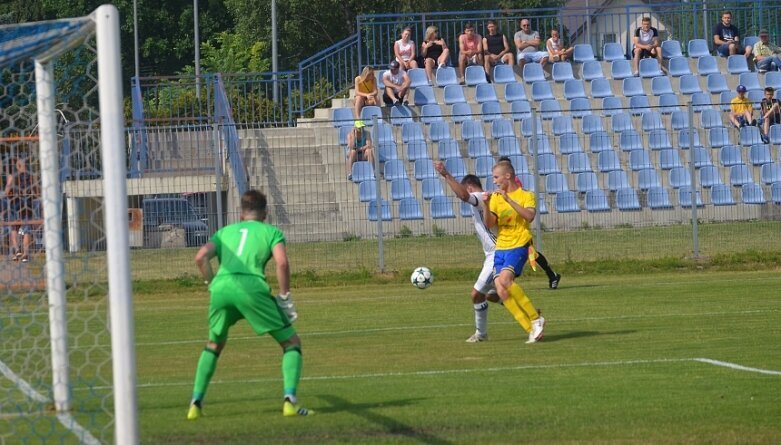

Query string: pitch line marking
[693,358,781,376]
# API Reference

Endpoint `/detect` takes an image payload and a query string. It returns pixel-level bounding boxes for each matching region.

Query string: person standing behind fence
[514,18,548,72]
[353,66,379,120]
[4,157,37,263]
[458,23,483,83]
[482,19,514,82]
[394,27,418,71]
[421,25,450,82]
[187,189,314,420]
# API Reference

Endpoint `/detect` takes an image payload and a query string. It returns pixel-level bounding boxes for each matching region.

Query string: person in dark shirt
[482,19,513,81]
[4,157,38,262]
[760,87,781,143]
[713,11,751,58]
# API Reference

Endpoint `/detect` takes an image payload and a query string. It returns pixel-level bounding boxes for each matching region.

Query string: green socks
[192,348,219,403]
[282,346,302,400]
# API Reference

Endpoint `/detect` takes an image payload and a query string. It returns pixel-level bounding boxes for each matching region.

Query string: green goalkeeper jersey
[211,220,285,285]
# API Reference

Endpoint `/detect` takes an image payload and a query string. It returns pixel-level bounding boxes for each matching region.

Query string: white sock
[474,301,488,337]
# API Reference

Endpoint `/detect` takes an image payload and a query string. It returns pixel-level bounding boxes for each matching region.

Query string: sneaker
[276,292,298,323]
[186,403,202,420]
[20,255,28,263]
[347,174,352,181]
[402,100,409,106]
[438,63,446,69]
[751,119,758,127]
[526,315,545,344]
[283,400,315,417]
[549,273,561,289]
[465,332,487,343]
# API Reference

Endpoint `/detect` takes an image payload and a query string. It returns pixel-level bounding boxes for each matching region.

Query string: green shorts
[207,275,295,343]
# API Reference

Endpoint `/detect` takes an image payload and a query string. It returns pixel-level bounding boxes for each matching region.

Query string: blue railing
[298,33,360,114]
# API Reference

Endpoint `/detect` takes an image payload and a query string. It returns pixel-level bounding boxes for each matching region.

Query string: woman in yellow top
[353,66,379,119]
[482,160,545,344]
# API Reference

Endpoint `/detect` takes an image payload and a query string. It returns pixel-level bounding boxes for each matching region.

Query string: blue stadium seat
[589,131,613,153]
[436,67,458,87]
[332,107,354,127]
[422,177,445,200]
[399,197,424,220]
[597,149,621,171]
[338,126,352,145]
[649,129,673,151]
[638,168,662,189]
[699,165,723,188]
[679,74,702,94]
[641,111,664,132]
[761,163,781,184]
[691,92,713,112]
[748,89,764,110]
[667,56,692,77]
[741,182,766,204]
[743,36,760,51]
[697,55,719,76]
[687,39,710,58]
[484,177,497,192]
[607,169,631,191]
[504,82,527,102]
[537,153,561,175]
[367,199,392,221]
[603,42,625,61]
[383,159,408,181]
[360,106,382,123]
[564,79,587,99]
[770,124,781,145]
[545,172,569,194]
[521,117,544,137]
[582,60,605,81]
[590,78,614,98]
[555,191,581,212]
[567,152,592,173]
[522,63,546,83]
[480,101,502,122]
[622,77,645,97]
[491,118,514,139]
[711,184,735,205]
[611,59,633,80]
[351,161,375,183]
[475,84,498,103]
[390,105,414,126]
[451,102,473,124]
[727,55,750,75]
[773,182,781,204]
[671,110,689,131]
[669,166,691,188]
[766,72,781,90]
[359,180,378,202]
[475,155,495,177]
[374,122,395,144]
[461,119,485,140]
[651,76,674,96]
[585,189,611,212]
[639,58,664,78]
[678,187,704,208]
[648,186,673,209]
[740,126,763,147]
[540,99,562,120]
[376,70,386,90]
[706,73,730,94]
[700,109,724,129]
[429,121,452,142]
[619,129,644,151]
[498,137,522,156]
[406,140,430,161]
[493,64,516,84]
[692,146,713,168]
[573,44,596,63]
[719,91,736,112]
[408,68,430,88]
[552,62,575,82]
[444,157,467,179]
[719,145,744,167]
[402,122,425,143]
[552,116,574,135]
[559,133,583,154]
[629,149,653,171]
[677,129,703,149]
[414,86,436,106]
[529,134,552,154]
[659,94,680,114]
[659,149,683,170]
[391,178,414,200]
[617,187,642,210]
[437,139,461,160]
[508,154,530,174]
[467,138,491,158]
[628,95,651,115]
[444,84,467,104]
[581,114,604,134]
[531,81,555,101]
[601,96,623,116]
[421,104,443,124]
[749,144,772,166]
[460,201,473,217]
[511,100,532,120]
[661,40,683,59]
[611,112,634,133]
[414,159,438,180]
[576,171,600,192]
[430,196,455,218]
[729,164,754,186]
[465,65,488,86]
[569,98,592,118]
[377,142,399,162]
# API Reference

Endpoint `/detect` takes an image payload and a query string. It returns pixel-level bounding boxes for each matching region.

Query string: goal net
[0,6,136,444]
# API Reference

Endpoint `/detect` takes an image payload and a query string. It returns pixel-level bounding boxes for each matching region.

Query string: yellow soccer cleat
[186,404,202,420]
[283,401,315,417]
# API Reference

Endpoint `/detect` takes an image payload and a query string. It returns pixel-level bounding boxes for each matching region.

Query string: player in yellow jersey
[482,161,545,343]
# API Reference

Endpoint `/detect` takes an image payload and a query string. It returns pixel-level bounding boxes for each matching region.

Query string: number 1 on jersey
[237,228,249,256]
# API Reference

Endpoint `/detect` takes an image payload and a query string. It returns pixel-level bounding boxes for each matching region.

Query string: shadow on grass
[543,329,637,343]
[316,394,454,445]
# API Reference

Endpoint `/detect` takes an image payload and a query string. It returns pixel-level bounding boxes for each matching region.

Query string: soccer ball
[410,266,433,289]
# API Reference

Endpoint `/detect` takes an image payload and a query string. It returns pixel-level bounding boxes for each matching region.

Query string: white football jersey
[467,192,496,255]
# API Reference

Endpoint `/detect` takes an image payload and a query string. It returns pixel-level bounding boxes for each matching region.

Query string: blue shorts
[493,245,529,278]
[717,43,732,57]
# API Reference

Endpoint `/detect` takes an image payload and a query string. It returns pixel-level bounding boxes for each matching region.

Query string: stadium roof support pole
[35,58,70,414]
[95,5,140,445]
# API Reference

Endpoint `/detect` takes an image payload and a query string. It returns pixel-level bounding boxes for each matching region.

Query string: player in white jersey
[434,161,500,342]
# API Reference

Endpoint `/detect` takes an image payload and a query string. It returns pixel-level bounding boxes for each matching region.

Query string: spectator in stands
[353,66,379,119]
[632,17,662,76]
[760,87,781,142]
[545,29,574,63]
[4,157,37,263]
[514,18,548,71]
[753,29,781,73]
[458,23,483,82]
[345,120,374,181]
[421,25,450,82]
[729,85,755,128]
[713,11,751,58]
[482,19,513,81]
[394,27,418,71]
[382,60,411,106]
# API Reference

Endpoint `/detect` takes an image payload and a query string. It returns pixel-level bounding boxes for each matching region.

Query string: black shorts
[637,48,655,59]
[382,89,406,105]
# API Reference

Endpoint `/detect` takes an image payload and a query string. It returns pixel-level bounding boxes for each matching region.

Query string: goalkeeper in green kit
[187,190,314,419]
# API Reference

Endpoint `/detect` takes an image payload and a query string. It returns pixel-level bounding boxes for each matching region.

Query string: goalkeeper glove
[275,292,298,323]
